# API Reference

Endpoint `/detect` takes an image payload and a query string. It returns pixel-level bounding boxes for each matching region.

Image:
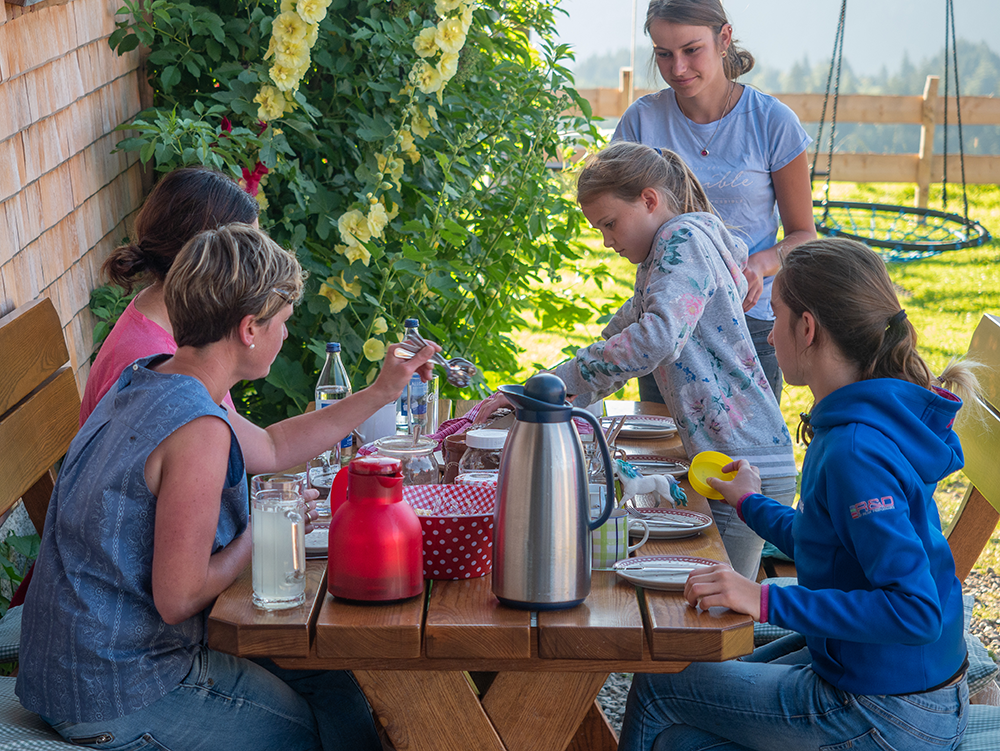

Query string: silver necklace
[678,81,735,157]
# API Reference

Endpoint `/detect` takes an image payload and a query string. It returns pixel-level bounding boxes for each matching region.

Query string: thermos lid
[498,373,572,424]
[465,428,507,449]
[350,456,402,475]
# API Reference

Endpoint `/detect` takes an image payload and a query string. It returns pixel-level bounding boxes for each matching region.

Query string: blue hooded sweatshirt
[739,378,966,695]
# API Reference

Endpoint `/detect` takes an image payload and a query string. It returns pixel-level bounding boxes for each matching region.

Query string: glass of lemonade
[250,474,308,610]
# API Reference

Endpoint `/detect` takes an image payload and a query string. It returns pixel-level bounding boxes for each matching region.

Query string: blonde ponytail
[935,358,985,408]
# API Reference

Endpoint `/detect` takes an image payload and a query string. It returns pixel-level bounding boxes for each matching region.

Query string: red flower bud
[241,161,269,196]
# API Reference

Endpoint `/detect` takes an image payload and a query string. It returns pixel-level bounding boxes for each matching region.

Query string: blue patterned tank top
[16,355,248,722]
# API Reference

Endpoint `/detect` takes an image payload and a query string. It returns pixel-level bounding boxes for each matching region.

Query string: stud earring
[249,343,255,350]
[721,49,728,58]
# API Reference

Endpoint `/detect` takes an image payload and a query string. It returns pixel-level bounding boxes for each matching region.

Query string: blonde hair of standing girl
[577,141,715,216]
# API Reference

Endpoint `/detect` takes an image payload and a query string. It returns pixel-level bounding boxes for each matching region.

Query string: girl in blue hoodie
[618,237,975,751]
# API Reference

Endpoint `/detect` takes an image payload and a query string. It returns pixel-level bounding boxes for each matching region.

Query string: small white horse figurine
[613,458,687,508]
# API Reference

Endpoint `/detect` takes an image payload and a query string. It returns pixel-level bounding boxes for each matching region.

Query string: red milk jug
[327,455,424,601]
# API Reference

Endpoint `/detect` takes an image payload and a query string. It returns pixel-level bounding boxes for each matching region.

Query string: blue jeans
[47,646,381,751]
[746,316,782,405]
[618,637,969,751]
[710,474,796,581]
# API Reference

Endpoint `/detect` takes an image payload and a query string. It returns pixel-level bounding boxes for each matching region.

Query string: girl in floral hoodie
[553,142,795,578]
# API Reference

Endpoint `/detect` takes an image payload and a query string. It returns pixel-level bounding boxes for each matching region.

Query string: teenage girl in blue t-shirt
[618,237,975,751]
[616,0,818,403]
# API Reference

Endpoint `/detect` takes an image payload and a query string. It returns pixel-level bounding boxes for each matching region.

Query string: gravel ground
[596,567,1000,737]
[967,568,1000,659]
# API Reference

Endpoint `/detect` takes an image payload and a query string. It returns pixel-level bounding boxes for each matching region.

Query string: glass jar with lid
[371,436,438,485]
[457,428,508,475]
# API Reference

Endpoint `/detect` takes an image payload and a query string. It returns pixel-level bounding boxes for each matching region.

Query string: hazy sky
[556,0,1000,75]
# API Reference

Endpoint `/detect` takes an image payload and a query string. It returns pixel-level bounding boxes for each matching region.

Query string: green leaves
[113,106,262,175]
[0,532,40,618]
[103,0,605,423]
[88,284,137,355]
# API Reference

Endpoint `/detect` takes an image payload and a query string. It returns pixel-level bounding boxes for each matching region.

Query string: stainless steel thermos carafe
[492,373,615,609]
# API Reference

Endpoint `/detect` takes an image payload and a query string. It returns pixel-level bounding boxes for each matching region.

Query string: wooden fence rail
[573,70,1000,208]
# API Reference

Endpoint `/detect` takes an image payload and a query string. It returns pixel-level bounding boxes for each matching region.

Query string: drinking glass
[250,473,307,610]
[306,457,337,517]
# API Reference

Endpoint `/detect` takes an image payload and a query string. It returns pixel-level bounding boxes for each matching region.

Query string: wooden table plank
[355,670,507,751]
[314,585,425,659]
[537,571,644,660]
[206,559,326,658]
[273,652,690,673]
[635,486,754,662]
[482,671,609,751]
[425,574,532,659]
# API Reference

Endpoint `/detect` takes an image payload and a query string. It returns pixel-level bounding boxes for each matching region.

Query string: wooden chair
[0,297,80,748]
[947,313,1000,580]
[948,314,1000,751]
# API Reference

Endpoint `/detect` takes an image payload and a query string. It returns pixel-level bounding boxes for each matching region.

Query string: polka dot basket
[403,484,495,580]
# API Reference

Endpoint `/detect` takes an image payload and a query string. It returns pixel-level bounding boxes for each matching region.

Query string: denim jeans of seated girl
[618,636,968,751]
[46,646,381,751]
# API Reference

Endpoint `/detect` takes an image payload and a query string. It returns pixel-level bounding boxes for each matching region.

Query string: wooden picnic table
[207,402,753,751]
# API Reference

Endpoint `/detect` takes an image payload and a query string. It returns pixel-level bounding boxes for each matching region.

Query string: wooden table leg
[354,670,507,751]
[566,700,618,751]
[481,671,609,751]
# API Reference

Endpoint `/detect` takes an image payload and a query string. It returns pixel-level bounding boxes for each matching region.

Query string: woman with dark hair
[81,166,261,421]
[617,0,817,405]
[618,238,975,751]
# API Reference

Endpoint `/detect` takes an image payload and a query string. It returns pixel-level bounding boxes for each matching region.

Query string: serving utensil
[623,500,698,527]
[394,332,477,387]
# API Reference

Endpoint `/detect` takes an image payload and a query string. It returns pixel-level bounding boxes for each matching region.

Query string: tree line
[573,41,1000,156]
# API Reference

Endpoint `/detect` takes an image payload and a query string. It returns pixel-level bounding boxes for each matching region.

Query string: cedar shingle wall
[0,0,145,393]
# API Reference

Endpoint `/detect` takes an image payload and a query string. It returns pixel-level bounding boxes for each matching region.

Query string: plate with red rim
[626,508,712,539]
[601,415,677,439]
[613,555,719,591]
[620,454,690,478]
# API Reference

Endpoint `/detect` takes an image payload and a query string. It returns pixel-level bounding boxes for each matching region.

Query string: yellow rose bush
[108,0,601,422]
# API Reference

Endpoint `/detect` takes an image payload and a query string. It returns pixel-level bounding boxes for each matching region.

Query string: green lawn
[513,182,1000,597]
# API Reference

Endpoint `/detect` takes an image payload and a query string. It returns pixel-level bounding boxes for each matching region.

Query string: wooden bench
[0,297,80,748]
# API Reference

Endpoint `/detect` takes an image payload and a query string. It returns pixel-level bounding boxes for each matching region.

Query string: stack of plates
[601,415,677,439]
[613,555,717,591]
[627,508,712,539]
[305,527,328,558]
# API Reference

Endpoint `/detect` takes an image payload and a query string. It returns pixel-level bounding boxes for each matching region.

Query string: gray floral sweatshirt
[554,212,795,480]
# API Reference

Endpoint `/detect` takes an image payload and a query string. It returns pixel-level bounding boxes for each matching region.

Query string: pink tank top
[80,298,236,424]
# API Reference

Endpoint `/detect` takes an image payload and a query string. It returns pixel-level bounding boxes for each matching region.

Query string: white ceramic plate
[627,508,712,539]
[305,527,328,558]
[622,454,690,478]
[603,415,677,439]
[613,555,718,591]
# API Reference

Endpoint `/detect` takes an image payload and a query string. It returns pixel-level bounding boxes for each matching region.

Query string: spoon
[394,332,477,387]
